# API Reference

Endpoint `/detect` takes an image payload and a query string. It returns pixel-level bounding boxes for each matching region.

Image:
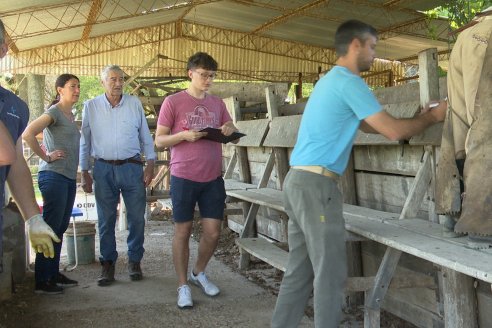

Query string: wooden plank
[364,248,402,327]
[258,152,275,188]
[343,203,399,222]
[409,123,443,146]
[138,96,164,106]
[208,82,289,103]
[278,102,306,116]
[442,268,478,328]
[381,292,443,328]
[353,145,423,176]
[477,285,492,328]
[265,84,281,119]
[343,153,364,307]
[347,274,435,292]
[223,208,243,216]
[411,48,442,146]
[355,101,420,145]
[240,204,260,239]
[372,76,446,105]
[224,179,256,191]
[263,115,302,148]
[236,237,288,272]
[355,172,430,216]
[226,188,285,212]
[223,149,237,179]
[343,211,492,284]
[361,246,439,312]
[399,149,432,220]
[235,119,270,147]
[427,145,439,223]
[273,147,289,189]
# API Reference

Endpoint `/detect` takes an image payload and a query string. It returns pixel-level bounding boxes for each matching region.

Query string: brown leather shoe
[128,261,143,281]
[97,261,115,286]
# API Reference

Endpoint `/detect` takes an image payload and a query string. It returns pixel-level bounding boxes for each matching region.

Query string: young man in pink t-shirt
[155,52,238,309]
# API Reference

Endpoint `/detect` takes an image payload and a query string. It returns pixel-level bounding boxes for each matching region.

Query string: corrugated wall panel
[0,38,404,87]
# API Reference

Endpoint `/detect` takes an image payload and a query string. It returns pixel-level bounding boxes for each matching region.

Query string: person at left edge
[79,64,156,286]
[0,17,60,276]
[23,74,81,294]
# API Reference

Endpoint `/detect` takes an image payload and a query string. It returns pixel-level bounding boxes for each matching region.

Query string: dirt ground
[0,205,416,328]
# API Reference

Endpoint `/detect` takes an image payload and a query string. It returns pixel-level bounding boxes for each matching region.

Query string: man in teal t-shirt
[271,20,447,328]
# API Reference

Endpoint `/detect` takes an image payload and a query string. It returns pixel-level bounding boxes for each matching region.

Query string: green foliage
[428,0,492,30]
[287,83,314,103]
[75,76,104,118]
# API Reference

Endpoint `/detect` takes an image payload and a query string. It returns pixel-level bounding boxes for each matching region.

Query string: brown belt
[291,165,339,180]
[98,158,143,166]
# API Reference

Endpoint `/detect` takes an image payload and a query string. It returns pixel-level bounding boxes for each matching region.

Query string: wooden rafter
[383,0,405,8]
[82,0,103,40]
[4,0,221,41]
[250,0,329,34]
[5,30,19,54]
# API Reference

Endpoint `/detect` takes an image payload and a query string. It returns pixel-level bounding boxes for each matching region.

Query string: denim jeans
[35,171,76,283]
[93,160,146,263]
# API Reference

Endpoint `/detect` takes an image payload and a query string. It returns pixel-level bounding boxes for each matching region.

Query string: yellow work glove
[26,214,61,258]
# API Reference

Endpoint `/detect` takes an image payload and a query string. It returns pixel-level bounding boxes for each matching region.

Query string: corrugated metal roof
[0,0,452,82]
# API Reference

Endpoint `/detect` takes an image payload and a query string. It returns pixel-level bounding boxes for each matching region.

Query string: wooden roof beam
[4,29,19,54]
[82,0,103,40]
[383,0,405,8]
[250,0,329,34]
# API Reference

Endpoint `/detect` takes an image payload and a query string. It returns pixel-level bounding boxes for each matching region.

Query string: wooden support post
[224,149,237,179]
[418,48,440,107]
[223,96,252,247]
[341,154,364,308]
[428,146,439,223]
[418,48,440,223]
[441,268,478,328]
[399,149,432,220]
[238,152,275,268]
[266,86,289,189]
[224,97,251,184]
[364,247,402,328]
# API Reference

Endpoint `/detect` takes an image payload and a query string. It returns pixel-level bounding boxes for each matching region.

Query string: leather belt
[291,165,339,180]
[98,157,143,166]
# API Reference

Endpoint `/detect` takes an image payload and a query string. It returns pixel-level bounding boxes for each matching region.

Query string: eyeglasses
[193,70,216,80]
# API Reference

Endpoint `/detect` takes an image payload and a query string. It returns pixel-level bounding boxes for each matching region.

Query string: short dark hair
[186,52,218,71]
[334,20,378,57]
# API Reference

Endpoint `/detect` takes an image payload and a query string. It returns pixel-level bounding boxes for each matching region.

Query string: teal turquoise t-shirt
[290,66,381,175]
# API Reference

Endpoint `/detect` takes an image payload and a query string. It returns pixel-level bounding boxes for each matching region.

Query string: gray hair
[0,19,6,45]
[101,64,124,81]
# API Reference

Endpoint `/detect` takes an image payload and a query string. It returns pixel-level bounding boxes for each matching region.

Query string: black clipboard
[199,127,246,144]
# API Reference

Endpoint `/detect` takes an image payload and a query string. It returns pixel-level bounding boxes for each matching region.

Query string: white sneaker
[177,285,193,309]
[189,271,220,296]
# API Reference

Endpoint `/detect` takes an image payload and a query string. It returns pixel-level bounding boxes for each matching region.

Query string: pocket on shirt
[121,120,138,137]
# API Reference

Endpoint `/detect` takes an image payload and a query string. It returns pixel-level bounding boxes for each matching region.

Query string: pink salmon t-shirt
[157,91,232,182]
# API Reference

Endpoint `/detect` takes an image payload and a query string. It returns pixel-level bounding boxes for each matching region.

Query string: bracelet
[46,154,51,163]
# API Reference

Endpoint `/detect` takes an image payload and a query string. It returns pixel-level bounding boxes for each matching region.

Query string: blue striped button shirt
[79,93,156,170]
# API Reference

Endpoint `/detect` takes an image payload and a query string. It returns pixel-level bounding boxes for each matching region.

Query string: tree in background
[429,0,492,31]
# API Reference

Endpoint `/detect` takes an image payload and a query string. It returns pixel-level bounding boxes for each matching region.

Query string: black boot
[97,260,115,286]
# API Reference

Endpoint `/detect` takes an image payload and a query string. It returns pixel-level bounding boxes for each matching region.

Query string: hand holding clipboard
[199,127,246,144]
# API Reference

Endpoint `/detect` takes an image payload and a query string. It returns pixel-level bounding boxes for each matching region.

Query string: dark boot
[128,261,143,281]
[97,261,115,286]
